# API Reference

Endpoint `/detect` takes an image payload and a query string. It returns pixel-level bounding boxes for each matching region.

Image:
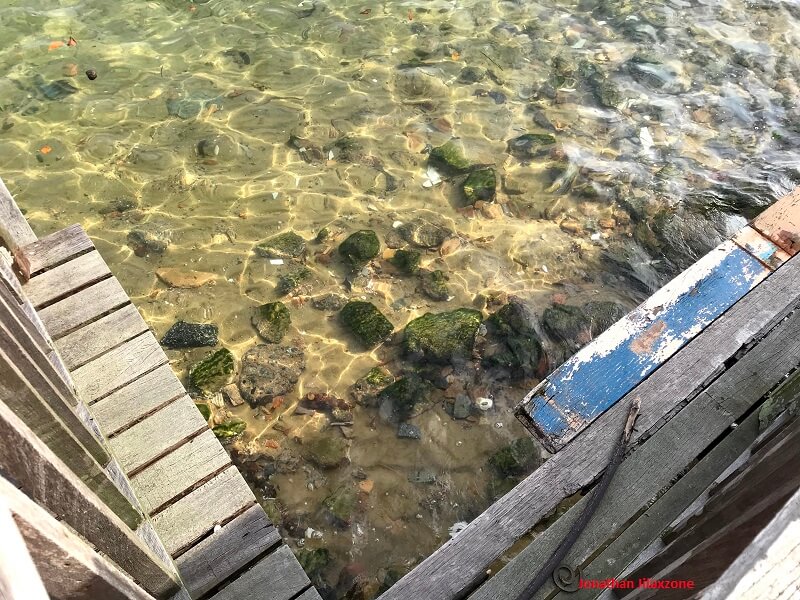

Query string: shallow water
[2,0,800,596]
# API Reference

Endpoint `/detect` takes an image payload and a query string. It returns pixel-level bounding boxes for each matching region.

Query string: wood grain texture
[17,223,93,276]
[207,545,310,600]
[55,304,149,370]
[91,364,187,437]
[732,226,791,269]
[38,277,130,339]
[175,504,281,598]
[296,588,324,600]
[24,251,110,309]
[109,395,208,474]
[0,251,25,303]
[1,475,156,600]
[131,429,231,515]
[0,399,180,598]
[151,465,256,557]
[752,187,800,256]
[378,253,800,600]
[71,331,168,403]
[0,177,37,251]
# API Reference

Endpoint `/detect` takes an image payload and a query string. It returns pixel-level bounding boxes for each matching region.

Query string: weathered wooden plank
[1,475,156,600]
[378,253,800,600]
[518,241,771,452]
[109,395,208,475]
[732,225,791,269]
[38,277,130,339]
[16,223,94,276]
[24,250,110,309]
[0,277,50,354]
[752,187,800,256]
[151,466,256,556]
[702,485,800,600]
[131,429,231,515]
[175,504,281,598]
[472,299,800,600]
[0,250,25,303]
[72,331,168,403]
[296,588,324,600]
[55,304,150,370]
[91,364,187,437]
[0,399,180,598]
[0,177,37,251]
[208,545,310,600]
[0,486,50,600]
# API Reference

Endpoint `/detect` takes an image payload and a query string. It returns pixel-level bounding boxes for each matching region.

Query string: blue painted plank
[517,241,771,452]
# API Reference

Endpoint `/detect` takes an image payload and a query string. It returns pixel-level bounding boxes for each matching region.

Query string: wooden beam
[207,545,311,600]
[24,251,110,309]
[16,223,93,276]
[377,253,800,600]
[0,486,49,600]
[38,277,130,339]
[0,177,37,252]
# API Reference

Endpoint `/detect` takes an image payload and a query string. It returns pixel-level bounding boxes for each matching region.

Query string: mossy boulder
[489,437,539,478]
[212,419,246,439]
[541,304,592,351]
[428,141,471,174]
[302,433,349,469]
[189,348,235,395]
[404,308,483,363]
[255,231,307,260]
[419,270,450,301]
[483,300,545,378]
[195,403,211,421]
[376,375,433,423]
[583,301,626,337]
[297,548,331,577]
[350,367,395,407]
[506,133,557,159]
[252,302,291,343]
[595,78,622,108]
[462,168,496,204]
[276,266,313,296]
[323,485,359,527]
[339,230,380,267]
[389,249,421,275]
[339,301,394,347]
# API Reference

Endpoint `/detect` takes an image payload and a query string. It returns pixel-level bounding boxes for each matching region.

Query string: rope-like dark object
[515,398,642,600]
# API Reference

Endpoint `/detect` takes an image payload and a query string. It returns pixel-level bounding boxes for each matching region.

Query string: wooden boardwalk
[0,177,319,600]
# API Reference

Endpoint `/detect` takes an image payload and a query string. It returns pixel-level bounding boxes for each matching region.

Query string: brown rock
[480,203,505,219]
[221,383,245,407]
[358,479,374,494]
[692,108,712,124]
[439,237,461,256]
[559,218,583,235]
[156,268,216,288]
[598,218,616,229]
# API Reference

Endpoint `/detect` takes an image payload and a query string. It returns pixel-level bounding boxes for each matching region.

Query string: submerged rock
[189,348,235,395]
[419,269,450,301]
[542,304,592,353]
[212,419,246,439]
[32,74,78,100]
[428,141,471,174]
[483,300,546,379]
[252,302,291,343]
[255,231,307,260]
[404,308,483,363]
[311,293,348,312]
[583,301,626,337]
[276,266,314,296]
[389,249,421,274]
[506,133,557,159]
[302,433,350,470]
[398,221,452,248]
[238,345,305,406]
[323,484,358,526]
[156,268,216,289]
[397,422,422,439]
[339,230,380,267]
[453,394,472,419]
[127,226,171,256]
[489,437,539,478]
[458,66,486,83]
[462,168,496,204]
[161,321,218,348]
[350,367,395,407]
[297,548,331,577]
[339,301,394,347]
[377,375,433,423]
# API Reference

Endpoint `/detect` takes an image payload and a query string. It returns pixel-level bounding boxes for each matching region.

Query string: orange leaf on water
[67,37,77,47]
[48,41,65,51]
[39,145,52,154]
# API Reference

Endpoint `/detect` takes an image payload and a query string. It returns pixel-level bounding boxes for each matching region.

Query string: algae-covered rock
[595,78,622,108]
[297,548,331,576]
[339,301,394,347]
[419,270,450,301]
[462,168,496,204]
[302,432,350,469]
[583,301,626,337]
[323,485,358,526]
[255,231,307,260]
[238,345,305,406]
[489,437,539,478]
[350,367,395,407]
[389,249,421,274]
[542,304,592,351]
[311,293,348,311]
[189,348,235,395]
[483,299,545,378]
[377,375,433,423]
[506,133,557,159]
[252,302,291,343]
[276,266,313,296]
[161,321,218,348]
[339,230,380,267]
[428,141,471,174]
[212,419,246,439]
[195,403,211,421]
[404,308,483,363]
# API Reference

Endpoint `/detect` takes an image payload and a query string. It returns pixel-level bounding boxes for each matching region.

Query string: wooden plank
[131,429,231,515]
[0,399,180,598]
[17,223,94,276]
[752,187,800,256]
[91,364,187,437]
[150,466,256,556]
[24,250,110,309]
[0,486,50,600]
[702,485,800,600]
[732,225,791,269]
[72,331,168,403]
[296,588,324,600]
[518,241,771,452]
[175,504,281,598]
[38,277,130,339]
[1,475,156,600]
[109,395,208,474]
[0,251,25,303]
[55,304,150,370]
[0,277,50,355]
[208,545,310,600]
[377,253,800,600]
[0,176,37,251]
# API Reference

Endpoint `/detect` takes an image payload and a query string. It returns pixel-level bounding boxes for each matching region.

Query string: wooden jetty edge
[376,189,800,600]
[0,177,320,600]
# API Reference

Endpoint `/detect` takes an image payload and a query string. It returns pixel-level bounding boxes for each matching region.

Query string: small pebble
[85,69,98,80]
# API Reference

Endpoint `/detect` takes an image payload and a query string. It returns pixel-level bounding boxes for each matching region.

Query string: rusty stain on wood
[630,320,667,356]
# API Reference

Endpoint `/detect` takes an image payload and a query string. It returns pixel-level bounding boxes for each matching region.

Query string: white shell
[477,398,493,411]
